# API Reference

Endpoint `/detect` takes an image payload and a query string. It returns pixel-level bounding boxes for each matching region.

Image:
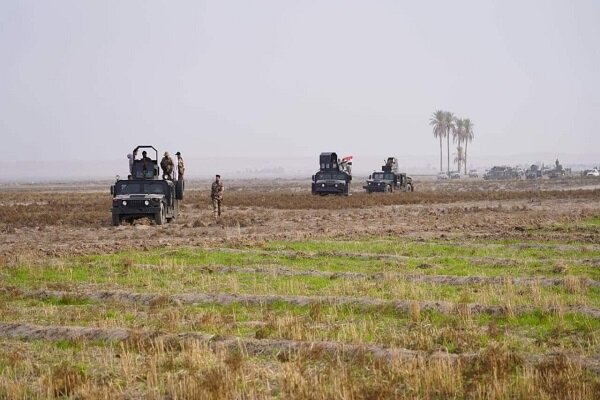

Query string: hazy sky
[1,0,599,164]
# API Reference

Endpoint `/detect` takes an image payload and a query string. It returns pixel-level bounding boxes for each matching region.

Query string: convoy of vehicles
[109,147,590,226]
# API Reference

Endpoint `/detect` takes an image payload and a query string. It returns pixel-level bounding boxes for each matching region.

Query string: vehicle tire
[406,183,413,192]
[155,205,165,225]
[385,184,391,193]
[111,214,121,226]
[175,180,184,200]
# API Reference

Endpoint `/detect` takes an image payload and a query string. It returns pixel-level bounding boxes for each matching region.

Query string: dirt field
[1,177,600,398]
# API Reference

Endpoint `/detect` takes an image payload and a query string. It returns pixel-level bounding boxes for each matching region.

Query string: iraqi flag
[341,155,353,164]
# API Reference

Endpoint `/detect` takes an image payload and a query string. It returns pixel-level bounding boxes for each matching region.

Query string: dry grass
[1,179,600,398]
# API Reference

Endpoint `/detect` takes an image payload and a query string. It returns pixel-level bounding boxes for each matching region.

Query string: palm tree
[454,146,464,172]
[454,118,465,173]
[443,111,456,174]
[429,110,446,172]
[462,119,474,174]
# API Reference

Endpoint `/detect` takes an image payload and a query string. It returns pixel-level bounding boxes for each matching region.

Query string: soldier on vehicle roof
[211,174,224,218]
[160,152,174,180]
[176,152,185,181]
[140,151,152,173]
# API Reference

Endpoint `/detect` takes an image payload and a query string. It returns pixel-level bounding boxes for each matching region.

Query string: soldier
[127,153,133,175]
[176,152,185,181]
[211,174,224,218]
[140,151,152,175]
[160,152,174,180]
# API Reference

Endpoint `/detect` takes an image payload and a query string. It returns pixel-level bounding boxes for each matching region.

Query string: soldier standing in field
[160,152,174,180]
[176,152,185,181]
[211,174,224,218]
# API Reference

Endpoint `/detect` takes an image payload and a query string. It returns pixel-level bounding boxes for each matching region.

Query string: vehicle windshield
[316,172,345,180]
[372,172,394,180]
[116,181,167,195]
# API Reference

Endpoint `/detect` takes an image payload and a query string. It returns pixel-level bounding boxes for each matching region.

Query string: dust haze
[1,1,599,181]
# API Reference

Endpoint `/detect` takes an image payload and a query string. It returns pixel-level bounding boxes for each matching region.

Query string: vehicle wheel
[154,206,165,225]
[175,180,184,200]
[406,183,413,192]
[384,184,391,193]
[111,214,121,226]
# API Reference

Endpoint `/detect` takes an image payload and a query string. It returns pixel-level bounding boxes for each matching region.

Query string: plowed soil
[1,177,599,258]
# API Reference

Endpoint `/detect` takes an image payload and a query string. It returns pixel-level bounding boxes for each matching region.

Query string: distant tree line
[429,110,474,174]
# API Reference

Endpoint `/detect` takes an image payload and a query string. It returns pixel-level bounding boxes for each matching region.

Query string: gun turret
[130,145,160,180]
[381,157,398,173]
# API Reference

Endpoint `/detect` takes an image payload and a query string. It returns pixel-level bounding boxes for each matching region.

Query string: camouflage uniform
[211,179,224,217]
[160,153,174,180]
[177,155,185,181]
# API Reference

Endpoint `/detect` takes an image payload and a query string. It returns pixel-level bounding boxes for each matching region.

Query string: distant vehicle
[483,166,521,180]
[544,159,567,179]
[525,164,542,180]
[484,166,517,180]
[437,171,449,180]
[468,169,478,178]
[311,152,352,196]
[586,169,600,177]
[364,157,413,193]
[450,171,461,179]
[110,145,184,226]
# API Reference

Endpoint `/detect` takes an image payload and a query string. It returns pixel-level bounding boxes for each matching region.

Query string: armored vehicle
[483,166,521,180]
[364,157,413,193]
[311,152,352,196]
[110,145,184,226]
[468,169,479,178]
[545,159,568,179]
[525,164,542,179]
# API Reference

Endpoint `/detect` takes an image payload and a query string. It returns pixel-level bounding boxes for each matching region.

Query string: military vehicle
[468,169,479,178]
[483,166,521,180]
[364,157,413,193]
[525,164,542,179]
[584,168,599,177]
[545,159,568,179]
[110,145,184,226]
[311,152,352,196]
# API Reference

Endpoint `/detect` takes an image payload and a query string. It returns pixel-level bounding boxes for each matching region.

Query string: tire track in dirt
[1,322,598,374]
[9,288,600,320]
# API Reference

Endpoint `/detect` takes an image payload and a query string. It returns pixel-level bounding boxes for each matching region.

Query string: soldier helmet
[164,151,169,156]
[176,152,181,156]
[216,174,221,178]
[142,151,147,156]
